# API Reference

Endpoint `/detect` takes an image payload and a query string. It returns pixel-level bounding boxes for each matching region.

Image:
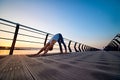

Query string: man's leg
[62,42,67,53]
[58,41,63,53]
[59,34,67,53]
[37,47,44,55]
[58,35,63,53]
[37,43,50,55]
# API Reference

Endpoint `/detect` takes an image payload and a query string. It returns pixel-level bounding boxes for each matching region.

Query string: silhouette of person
[36,33,67,56]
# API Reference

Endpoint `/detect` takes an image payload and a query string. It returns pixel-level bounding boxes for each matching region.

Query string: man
[37,33,67,56]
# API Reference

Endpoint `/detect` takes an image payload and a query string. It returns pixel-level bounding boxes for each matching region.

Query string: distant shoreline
[0,46,40,50]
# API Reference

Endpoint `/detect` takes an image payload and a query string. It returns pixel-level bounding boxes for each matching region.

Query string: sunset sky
[0,0,120,49]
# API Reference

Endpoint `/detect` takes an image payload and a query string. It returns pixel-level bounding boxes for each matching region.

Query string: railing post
[68,41,72,52]
[113,40,119,51]
[85,45,87,51]
[114,39,120,51]
[9,24,19,55]
[87,46,90,51]
[84,45,87,51]
[87,46,89,51]
[78,44,81,52]
[81,44,84,52]
[44,33,49,46]
[74,42,79,52]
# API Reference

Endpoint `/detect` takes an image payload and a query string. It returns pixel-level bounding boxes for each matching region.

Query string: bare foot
[65,50,67,53]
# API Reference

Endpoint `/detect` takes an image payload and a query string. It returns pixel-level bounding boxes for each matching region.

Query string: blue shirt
[48,33,60,43]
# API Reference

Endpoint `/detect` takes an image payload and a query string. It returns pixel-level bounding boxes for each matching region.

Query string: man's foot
[65,50,67,53]
[60,51,63,54]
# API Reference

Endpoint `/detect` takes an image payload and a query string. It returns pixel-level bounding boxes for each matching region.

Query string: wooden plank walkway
[0,51,120,80]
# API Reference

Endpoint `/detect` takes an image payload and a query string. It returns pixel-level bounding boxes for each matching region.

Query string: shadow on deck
[0,51,120,80]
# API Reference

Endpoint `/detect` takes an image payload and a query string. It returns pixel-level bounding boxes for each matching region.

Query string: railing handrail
[0,18,88,45]
[104,33,120,51]
[0,18,52,35]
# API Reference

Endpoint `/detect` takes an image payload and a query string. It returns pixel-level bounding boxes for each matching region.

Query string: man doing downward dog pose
[36,33,67,56]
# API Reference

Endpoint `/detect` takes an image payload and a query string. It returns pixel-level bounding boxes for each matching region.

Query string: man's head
[49,46,53,51]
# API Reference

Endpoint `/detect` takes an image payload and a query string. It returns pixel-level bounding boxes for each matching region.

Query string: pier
[0,18,120,80]
[0,51,120,80]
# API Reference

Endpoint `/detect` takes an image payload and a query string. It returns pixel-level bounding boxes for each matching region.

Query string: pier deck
[0,51,120,80]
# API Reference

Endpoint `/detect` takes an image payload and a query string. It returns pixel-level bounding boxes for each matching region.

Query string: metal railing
[104,33,120,51]
[0,18,99,55]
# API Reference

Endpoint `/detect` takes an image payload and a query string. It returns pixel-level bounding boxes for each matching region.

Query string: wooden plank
[0,56,36,80]
[31,51,120,80]
[0,51,120,80]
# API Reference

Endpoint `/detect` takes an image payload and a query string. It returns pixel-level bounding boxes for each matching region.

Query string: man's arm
[37,43,50,55]
[43,45,51,54]
[42,41,55,55]
[37,47,45,55]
